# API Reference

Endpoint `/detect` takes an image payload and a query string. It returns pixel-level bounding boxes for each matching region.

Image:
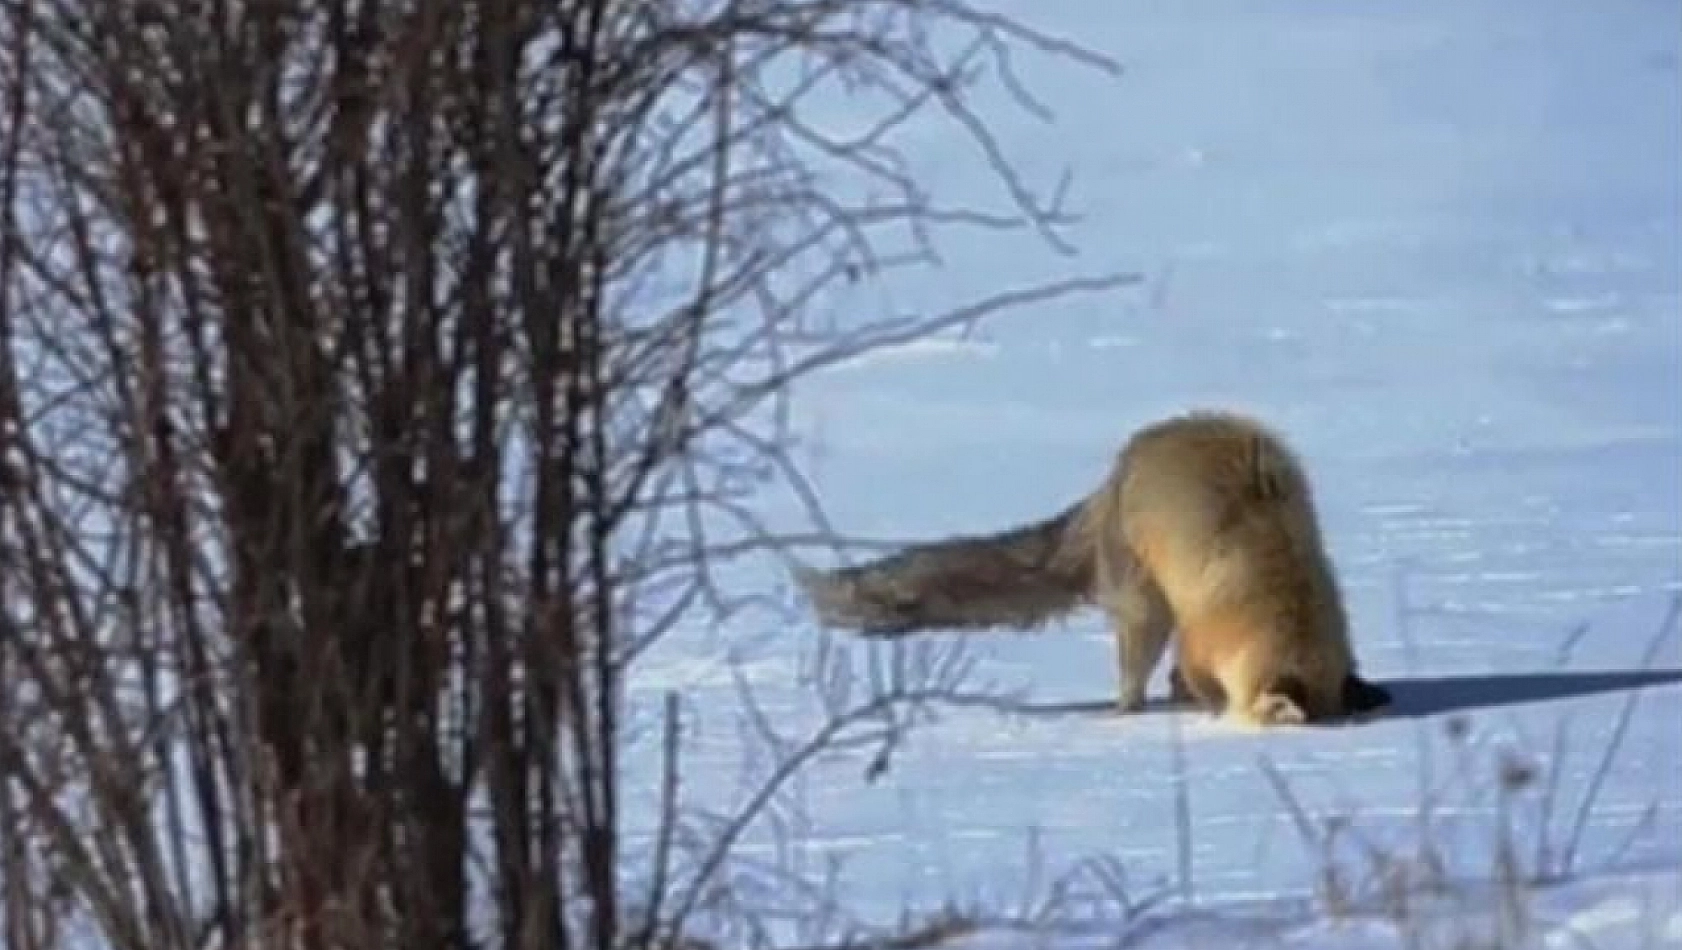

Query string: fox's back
[1116,414,1335,608]
[1114,411,1315,558]
[1114,411,1354,714]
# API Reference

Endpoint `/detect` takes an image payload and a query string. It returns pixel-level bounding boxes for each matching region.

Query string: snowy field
[628,0,1682,947]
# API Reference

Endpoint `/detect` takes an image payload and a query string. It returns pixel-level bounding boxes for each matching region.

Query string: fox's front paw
[1251,692,1308,727]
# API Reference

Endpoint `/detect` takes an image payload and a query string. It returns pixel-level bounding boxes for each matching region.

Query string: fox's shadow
[1374,668,1682,720]
[985,669,1682,723]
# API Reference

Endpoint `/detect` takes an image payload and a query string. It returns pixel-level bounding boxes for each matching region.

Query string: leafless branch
[0,1,1128,948]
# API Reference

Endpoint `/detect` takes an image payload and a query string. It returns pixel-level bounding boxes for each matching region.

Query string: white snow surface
[626,0,1682,947]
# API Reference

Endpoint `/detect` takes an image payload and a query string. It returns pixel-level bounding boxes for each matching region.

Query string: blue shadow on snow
[1378,668,1682,720]
[951,668,1682,724]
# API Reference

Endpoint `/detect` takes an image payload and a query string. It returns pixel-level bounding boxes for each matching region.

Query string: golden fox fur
[796,409,1390,726]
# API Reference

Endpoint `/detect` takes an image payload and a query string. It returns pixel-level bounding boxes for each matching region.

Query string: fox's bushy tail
[794,502,1094,636]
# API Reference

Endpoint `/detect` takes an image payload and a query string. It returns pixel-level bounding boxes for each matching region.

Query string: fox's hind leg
[1168,663,1217,708]
[1105,573,1173,714]
[1172,662,1225,715]
[1168,665,1192,703]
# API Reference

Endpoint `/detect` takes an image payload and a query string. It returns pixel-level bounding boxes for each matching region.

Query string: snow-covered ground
[628,0,1682,946]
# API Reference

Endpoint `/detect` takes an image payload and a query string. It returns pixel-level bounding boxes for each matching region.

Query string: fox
[795,409,1391,727]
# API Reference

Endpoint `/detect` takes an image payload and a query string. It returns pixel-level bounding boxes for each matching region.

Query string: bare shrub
[0,1,1129,948]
